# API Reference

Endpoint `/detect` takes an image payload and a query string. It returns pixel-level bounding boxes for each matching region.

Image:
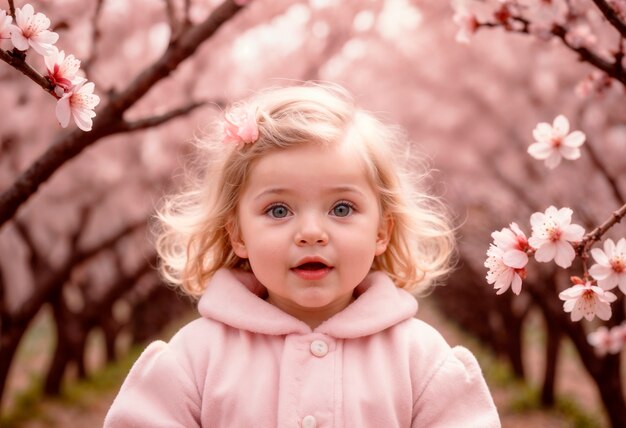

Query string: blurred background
[1,0,625,426]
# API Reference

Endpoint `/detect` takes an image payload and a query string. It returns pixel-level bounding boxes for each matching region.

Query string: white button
[310,339,328,357]
[302,415,317,428]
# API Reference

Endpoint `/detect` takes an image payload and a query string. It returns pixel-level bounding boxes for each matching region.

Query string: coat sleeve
[103,340,201,428]
[412,346,501,428]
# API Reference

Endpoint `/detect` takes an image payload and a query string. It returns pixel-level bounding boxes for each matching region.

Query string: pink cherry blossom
[55,80,100,132]
[0,9,12,39]
[452,10,479,44]
[9,4,59,55]
[558,281,617,322]
[528,206,585,268]
[589,238,626,293]
[491,222,529,267]
[527,115,586,169]
[223,103,259,148]
[485,244,527,295]
[44,47,82,90]
[587,325,624,356]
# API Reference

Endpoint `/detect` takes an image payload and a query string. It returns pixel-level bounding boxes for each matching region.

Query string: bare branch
[7,0,15,17]
[119,100,210,132]
[0,49,55,95]
[579,203,626,252]
[479,18,626,86]
[13,221,53,275]
[591,0,626,39]
[14,217,147,321]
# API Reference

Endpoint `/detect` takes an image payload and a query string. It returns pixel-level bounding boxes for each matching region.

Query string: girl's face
[230,142,391,325]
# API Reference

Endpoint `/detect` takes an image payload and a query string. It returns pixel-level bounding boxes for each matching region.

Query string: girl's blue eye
[332,202,353,217]
[267,204,290,218]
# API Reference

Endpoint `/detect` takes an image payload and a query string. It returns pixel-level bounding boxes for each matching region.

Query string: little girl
[104,83,500,427]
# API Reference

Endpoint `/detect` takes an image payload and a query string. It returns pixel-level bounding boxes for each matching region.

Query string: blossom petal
[532,122,552,142]
[10,30,29,50]
[528,142,553,160]
[553,115,570,136]
[563,130,585,147]
[589,263,612,281]
[559,145,581,160]
[503,250,528,269]
[562,224,585,241]
[511,274,522,295]
[530,212,545,229]
[603,239,616,256]
[544,152,562,169]
[535,242,557,262]
[554,241,575,268]
[55,96,71,127]
[590,247,609,266]
[556,207,573,225]
[595,301,612,321]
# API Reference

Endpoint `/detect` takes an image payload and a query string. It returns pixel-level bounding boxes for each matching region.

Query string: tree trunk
[540,317,561,406]
[504,309,525,379]
[0,319,29,411]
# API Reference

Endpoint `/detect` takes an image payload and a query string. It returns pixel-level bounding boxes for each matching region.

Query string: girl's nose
[294,216,329,246]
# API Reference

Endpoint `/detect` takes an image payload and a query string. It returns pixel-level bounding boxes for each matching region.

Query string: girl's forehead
[243,143,373,194]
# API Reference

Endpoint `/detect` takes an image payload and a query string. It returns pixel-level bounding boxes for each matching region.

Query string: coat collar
[197,268,418,338]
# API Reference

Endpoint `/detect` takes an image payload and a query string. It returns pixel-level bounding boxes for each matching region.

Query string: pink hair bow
[223,103,259,148]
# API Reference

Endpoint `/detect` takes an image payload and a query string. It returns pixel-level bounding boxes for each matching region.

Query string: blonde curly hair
[154,83,455,298]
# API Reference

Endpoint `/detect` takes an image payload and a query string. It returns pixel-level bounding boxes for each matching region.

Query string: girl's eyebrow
[253,185,366,201]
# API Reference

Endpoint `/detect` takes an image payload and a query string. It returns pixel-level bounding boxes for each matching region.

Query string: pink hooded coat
[104,269,500,427]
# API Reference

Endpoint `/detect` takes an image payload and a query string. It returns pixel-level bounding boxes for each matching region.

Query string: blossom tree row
[452,0,626,426]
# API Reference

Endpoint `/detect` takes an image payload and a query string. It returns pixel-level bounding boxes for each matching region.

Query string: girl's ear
[226,220,248,259]
[375,214,394,256]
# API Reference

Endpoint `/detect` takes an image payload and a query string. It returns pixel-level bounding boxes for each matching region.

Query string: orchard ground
[2,296,611,428]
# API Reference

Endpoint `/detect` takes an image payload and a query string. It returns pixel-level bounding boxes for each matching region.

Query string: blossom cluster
[485,112,625,326]
[451,1,613,98]
[0,4,99,131]
[485,208,624,323]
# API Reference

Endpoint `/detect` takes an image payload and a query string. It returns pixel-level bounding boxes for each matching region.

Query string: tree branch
[479,17,626,86]
[7,0,15,17]
[14,218,147,322]
[591,0,626,39]
[0,0,246,229]
[578,203,626,252]
[0,49,55,95]
[119,100,210,132]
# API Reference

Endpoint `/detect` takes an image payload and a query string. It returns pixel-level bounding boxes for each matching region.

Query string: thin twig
[0,49,55,94]
[479,17,626,86]
[119,100,209,132]
[7,0,15,17]
[578,203,626,252]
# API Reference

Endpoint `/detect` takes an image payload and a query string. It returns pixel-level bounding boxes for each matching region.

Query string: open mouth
[296,261,329,270]
[291,260,333,280]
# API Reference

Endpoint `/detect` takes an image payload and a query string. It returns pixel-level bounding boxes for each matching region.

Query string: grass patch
[507,382,603,428]
[1,309,198,427]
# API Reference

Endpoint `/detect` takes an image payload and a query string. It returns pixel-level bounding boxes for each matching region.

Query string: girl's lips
[291,266,333,280]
